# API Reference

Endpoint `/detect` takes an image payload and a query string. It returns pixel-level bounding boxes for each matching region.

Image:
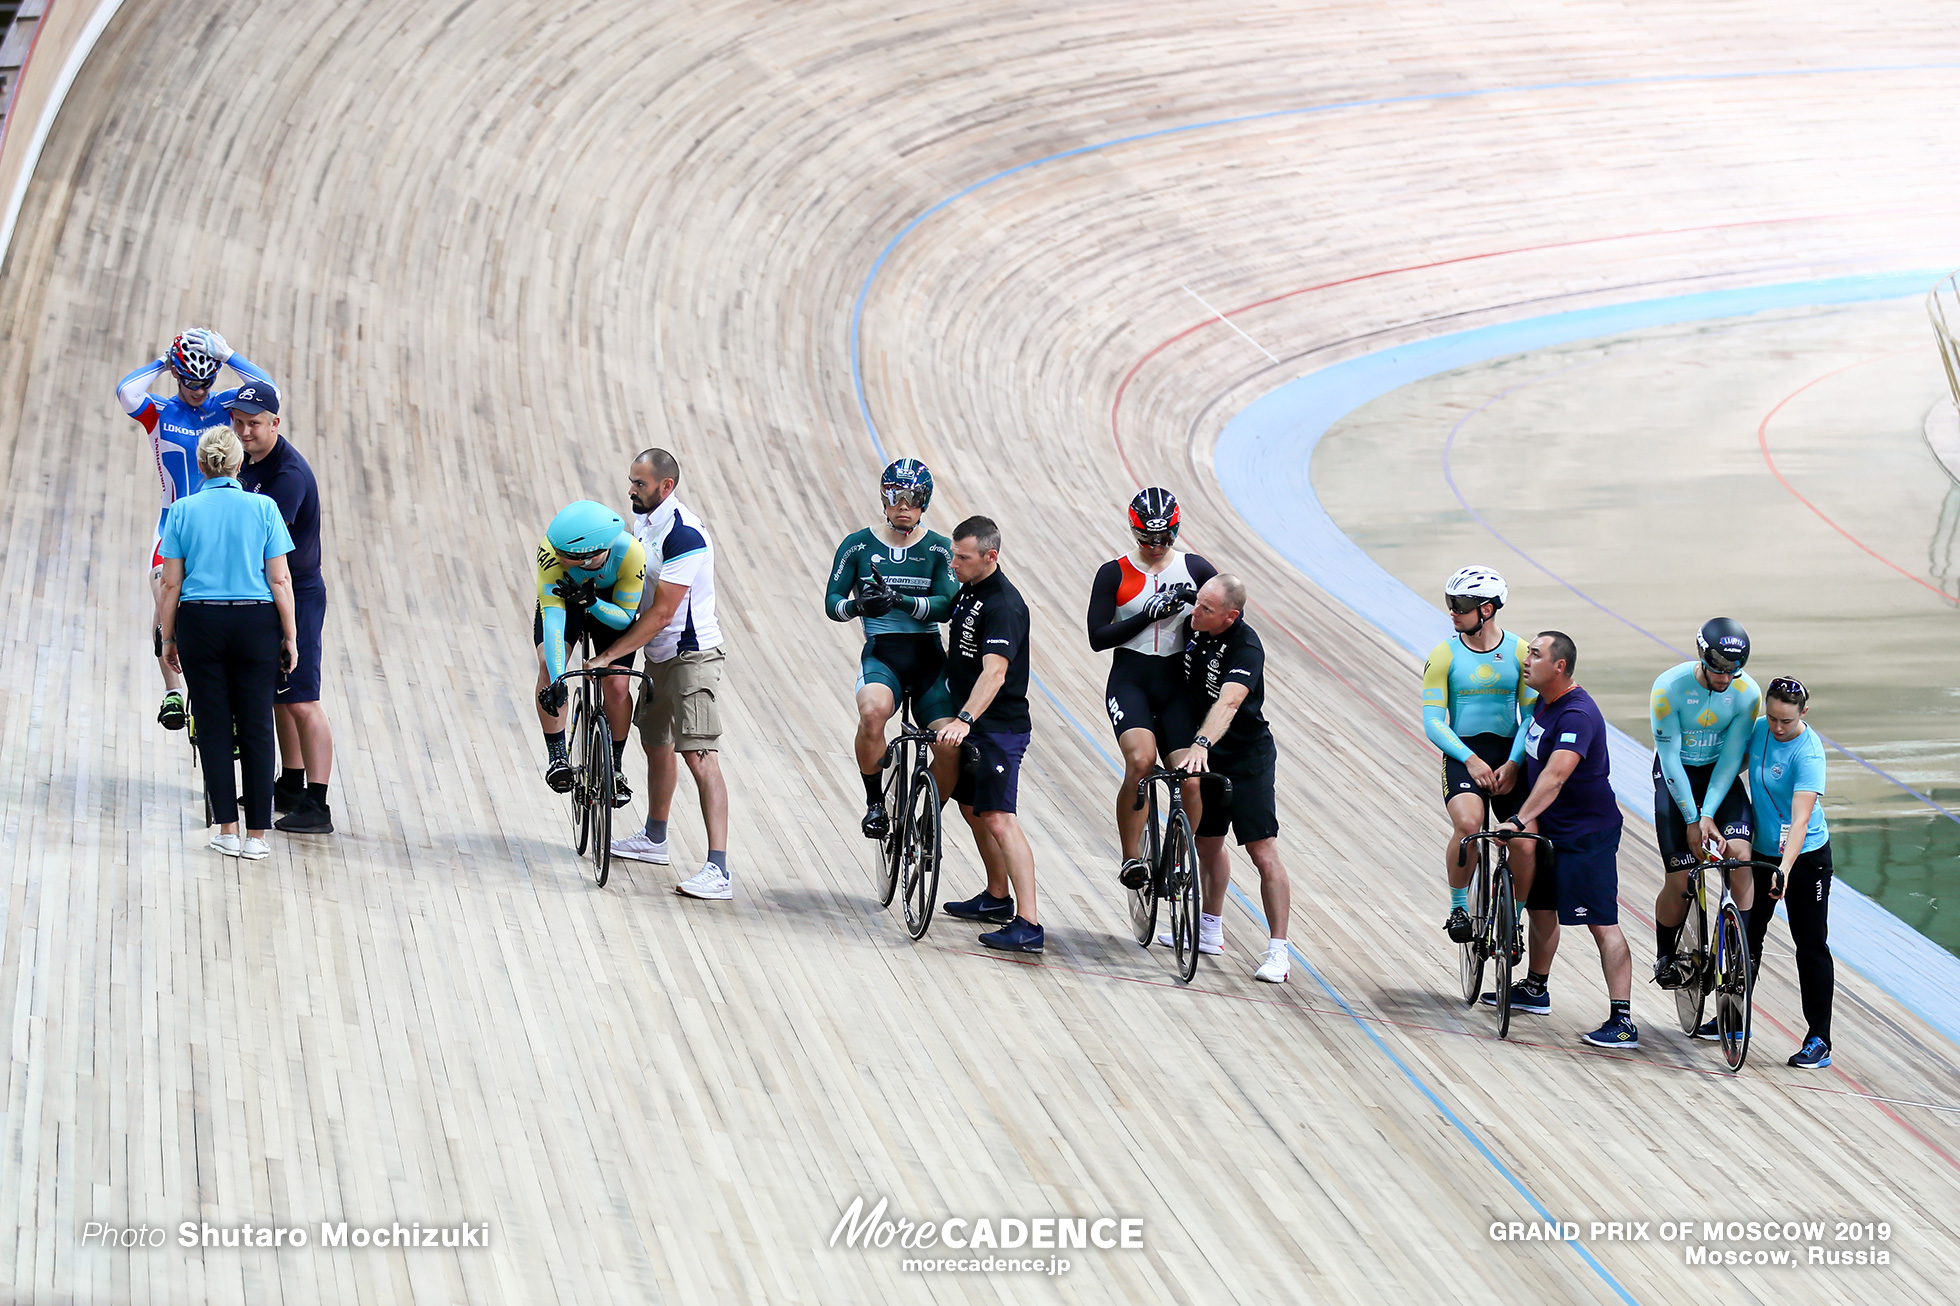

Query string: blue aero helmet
[547,500,624,559]
[881,458,933,511]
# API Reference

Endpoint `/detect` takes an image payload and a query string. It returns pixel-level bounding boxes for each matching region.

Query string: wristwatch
[1191,735,1211,750]
[956,710,975,725]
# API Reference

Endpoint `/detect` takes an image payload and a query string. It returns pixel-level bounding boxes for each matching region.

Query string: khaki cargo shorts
[635,647,726,752]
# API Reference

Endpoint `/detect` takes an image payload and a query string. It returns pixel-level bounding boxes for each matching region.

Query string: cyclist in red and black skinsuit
[1084,488,1216,891]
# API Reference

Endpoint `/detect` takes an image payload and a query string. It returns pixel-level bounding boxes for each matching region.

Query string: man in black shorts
[1086,487,1216,889]
[934,516,1042,953]
[1183,575,1294,983]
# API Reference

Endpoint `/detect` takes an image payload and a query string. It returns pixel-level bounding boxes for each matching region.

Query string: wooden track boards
[2,2,1959,1301]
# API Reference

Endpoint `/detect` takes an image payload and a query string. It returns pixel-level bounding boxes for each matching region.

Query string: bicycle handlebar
[1456,827,1554,868]
[880,719,942,769]
[558,665,653,687]
[1132,767,1231,812]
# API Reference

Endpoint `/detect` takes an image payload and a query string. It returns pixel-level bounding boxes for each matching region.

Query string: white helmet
[1444,565,1507,609]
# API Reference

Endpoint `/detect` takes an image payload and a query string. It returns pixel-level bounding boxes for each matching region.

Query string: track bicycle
[557,639,651,888]
[1455,824,1552,1040]
[876,698,943,940]
[1665,846,1780,1071]
[1128,767,1228,984]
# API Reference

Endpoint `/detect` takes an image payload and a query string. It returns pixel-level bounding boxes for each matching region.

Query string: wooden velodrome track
[4,2,1960,1302]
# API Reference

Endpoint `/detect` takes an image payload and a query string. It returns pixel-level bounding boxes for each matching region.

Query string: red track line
[1755,350,1959,606]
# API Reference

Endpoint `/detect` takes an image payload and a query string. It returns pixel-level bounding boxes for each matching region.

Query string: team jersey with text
[634,496,722,661]
[1650,661,1761,822]
[1085,550,1217,656]
[825,527,957,635]
[535,532,648,681]
[117,353,275,538]
[1421,632,1537,763]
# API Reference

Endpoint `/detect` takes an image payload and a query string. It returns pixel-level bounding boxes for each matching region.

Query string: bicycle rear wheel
[1674,890,1708,1035]
[1165,810,1201,984]
[588,709,614,887]
[1459,841,1490,1005]
[1492,867,1517,1039]
[1715,902,1752,1071]
[901,768,942,940]
[878,758,905,907]
[569,695,593,856]
[1130,786,1163,945]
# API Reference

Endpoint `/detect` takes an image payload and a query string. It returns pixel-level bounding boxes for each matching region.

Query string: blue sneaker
[978,916,1045,953]
[1480,982,1549,1014]
[1693,1017,1721,1041]
[943,890,1015,924]
[1788,1037,1832,1069]
[1581,1014,1640,1049]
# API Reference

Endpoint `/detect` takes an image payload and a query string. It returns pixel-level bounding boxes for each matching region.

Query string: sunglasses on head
[883,488,927,509]
[1767,675,1808,702]
[1445,593,1490,614]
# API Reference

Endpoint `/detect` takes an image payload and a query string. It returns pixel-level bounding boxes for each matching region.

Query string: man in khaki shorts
[589,449,732,899]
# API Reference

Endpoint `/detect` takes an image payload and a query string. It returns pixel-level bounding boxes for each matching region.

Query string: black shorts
[858,634,955,722]
[1440,732,1523,823]
[1104,649,1197,750]
[1524,822,1622,926]
[533,602,638,668]
[1195,732,1280,846]
[1653,759,1752,870]
[276,584,326,704]
[951,729,1030,815]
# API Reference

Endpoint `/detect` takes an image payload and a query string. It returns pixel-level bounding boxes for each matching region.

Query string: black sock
[545,730,567,761]
[1525,971,1548,991]
[1610,999,1630,1019]
[612,738,628,769]
[280,767,305,788]
[306,782,329,805]
[862,772,882,804]
[1656,922,1681,957]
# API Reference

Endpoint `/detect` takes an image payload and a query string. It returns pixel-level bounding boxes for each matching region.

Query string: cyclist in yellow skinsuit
[534,500,647,800]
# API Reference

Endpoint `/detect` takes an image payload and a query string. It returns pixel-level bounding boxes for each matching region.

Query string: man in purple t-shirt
[1484,630,1637,1050]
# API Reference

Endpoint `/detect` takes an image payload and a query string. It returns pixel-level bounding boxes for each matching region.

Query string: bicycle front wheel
[1130,786,1163,945]
[569,696,593,856]
[878,760,905,908]
[1674,890,1708,1035]
[1715,902,1752,1071]
[901,769,942,940]
[1492,867,1516,1040]
[589,710,614,888]
[1165,810,1201,984]
[1460,841,1490,1005]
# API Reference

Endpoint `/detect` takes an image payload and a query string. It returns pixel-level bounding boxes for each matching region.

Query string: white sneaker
[1254,947,1290,984]
[1157,929,1223,955]
[611,831,670,865]
[675,864,732,900]
[209,833,241,857]
[240,837,271,860]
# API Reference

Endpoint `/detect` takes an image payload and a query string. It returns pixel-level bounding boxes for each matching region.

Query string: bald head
[628,447,680,515]
[1190,574,1246,634]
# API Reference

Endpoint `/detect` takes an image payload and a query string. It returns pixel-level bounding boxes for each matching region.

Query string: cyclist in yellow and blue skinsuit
[1423,567,1538,944]
[534,501,647,799]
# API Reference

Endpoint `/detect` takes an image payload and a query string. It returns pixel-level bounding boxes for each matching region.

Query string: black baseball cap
[224,382,280,415]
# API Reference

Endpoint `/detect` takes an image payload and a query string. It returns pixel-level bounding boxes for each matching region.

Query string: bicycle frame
[1131,768,1230,983]
[1674,851,1780,1071]
[877,699,943,939]
[1456,827,1552,1039]
[558,650,651,888]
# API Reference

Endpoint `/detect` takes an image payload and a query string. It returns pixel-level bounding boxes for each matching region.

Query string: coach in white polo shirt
[590,447,733,900]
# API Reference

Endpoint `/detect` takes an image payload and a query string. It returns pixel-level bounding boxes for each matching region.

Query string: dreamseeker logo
[829,1195,1142,1276]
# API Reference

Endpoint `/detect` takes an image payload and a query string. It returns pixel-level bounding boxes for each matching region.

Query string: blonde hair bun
[197,427,246,478]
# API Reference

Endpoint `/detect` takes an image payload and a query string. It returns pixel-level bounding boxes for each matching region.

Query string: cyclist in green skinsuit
[826,459,960,839]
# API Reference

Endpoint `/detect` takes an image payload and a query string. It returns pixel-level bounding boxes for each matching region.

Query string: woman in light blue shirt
[1744,676,1834,1069]
[157,429,297,859]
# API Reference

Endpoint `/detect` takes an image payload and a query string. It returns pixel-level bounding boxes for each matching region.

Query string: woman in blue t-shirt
[1744,676,1834,1069]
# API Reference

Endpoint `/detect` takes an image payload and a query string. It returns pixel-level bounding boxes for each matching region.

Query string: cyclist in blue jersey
[533,501,649,801]
[117,328,274,729]
[1423,566,1538,943]
[1649,617,1762,1002]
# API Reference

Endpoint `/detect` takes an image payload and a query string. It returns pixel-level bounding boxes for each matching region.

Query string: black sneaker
[612,772,633,808]
[860,802,890,840]
[1581,1014,1640,1049]
[545,757,575,793]
[1118,858,1150,891]
[275,797,334,834]
[978,916,1045,953]
[273,776,306,813]
[1651,954,1681,990]
[1445,907,1473,943]
[1480,981,1549,1014]
[942,890,1015,924]
[158,691,187,731]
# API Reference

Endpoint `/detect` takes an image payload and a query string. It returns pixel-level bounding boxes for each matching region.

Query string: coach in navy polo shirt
[224,380,337,835]
[1499,630,1638,1051]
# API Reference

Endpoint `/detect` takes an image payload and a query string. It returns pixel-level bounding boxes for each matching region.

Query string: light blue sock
[645,817,668,842]
[1450,886,1469,912]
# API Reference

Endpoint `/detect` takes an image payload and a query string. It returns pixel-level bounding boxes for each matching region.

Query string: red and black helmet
[1128,487,1180,542]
